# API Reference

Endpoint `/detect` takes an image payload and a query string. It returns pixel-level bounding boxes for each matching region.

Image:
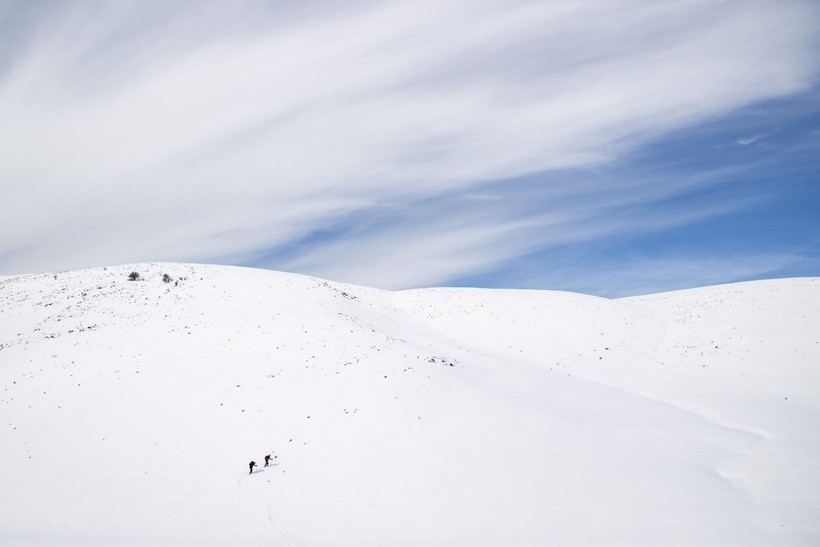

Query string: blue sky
[1,0,819,296]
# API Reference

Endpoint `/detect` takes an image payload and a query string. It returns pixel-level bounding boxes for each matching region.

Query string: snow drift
[1,263,818,546]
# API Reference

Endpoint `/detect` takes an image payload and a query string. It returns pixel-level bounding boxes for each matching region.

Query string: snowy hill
[1,263,818,546]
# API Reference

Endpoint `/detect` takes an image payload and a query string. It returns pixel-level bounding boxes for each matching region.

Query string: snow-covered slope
[1,264,818,546]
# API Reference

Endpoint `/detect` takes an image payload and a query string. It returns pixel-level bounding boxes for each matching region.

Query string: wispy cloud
[277,168,767,289]
[735,134,765,146]
[1,1,818,291]
[551,252,820,298]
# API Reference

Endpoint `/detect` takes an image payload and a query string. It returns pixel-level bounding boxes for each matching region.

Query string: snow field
[1,264,818,545]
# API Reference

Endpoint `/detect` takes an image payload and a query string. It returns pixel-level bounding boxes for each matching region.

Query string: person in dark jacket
[264,454,271,467]
[249,461,256,474]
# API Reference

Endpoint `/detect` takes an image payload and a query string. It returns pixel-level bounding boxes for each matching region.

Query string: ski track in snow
[237,473,293,547]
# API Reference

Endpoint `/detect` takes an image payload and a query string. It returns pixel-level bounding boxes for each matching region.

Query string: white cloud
[548,252,819,298]
[735,135,765,146]
[278,179,764,289]
[1,0,818,283]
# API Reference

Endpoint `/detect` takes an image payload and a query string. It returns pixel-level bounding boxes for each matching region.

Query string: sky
[1,0,819,297]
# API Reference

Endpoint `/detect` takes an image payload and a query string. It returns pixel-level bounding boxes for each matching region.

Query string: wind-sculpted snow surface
[0,264,818,546]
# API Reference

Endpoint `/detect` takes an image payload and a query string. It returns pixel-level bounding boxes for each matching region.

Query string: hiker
[264,454,271,467]
[249,461,256,474]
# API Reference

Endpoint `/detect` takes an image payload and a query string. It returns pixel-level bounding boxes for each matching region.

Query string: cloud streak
[735,135,765,146]
[552,252,820,298]
[1,0,818,291]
